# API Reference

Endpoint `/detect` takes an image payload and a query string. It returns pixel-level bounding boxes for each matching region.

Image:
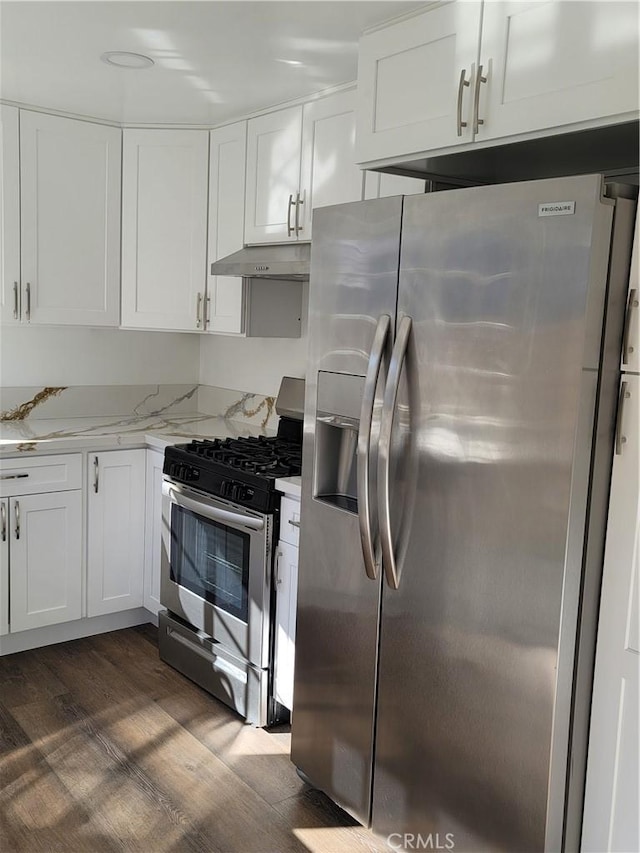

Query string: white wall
[199,285,309,396]
[0,326,200,386]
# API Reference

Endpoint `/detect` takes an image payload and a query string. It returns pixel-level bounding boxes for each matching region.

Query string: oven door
[161,479,272,669]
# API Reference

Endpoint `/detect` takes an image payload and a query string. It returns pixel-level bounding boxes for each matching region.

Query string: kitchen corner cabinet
[121,129,209,331]
[0,453,83,634]
[0,106,20,326]
[87,450,145,617]
[19,111,121,326]
[207,122,246,335]
[582,375,639,852]
[356,0,639,166]
[244,89,362,244]
[143,448,164,616]
[274,491,301,711]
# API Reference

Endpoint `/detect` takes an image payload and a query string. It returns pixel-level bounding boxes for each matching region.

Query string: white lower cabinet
[9,491,83,632]
[274,490,301,711]
[143,449,164,616]
[87,450,145,617]
[583,374,639,852]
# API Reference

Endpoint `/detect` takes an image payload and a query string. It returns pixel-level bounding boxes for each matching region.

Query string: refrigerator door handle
[357,314,391,580]
[378,315,412,590]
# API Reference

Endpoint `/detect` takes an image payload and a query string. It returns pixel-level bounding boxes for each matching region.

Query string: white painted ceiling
[0,1,422,125]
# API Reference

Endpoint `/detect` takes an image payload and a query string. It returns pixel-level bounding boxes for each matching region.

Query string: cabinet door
[363,171,425,199]
[87,450,145,617]
[0,499,8,635]
[479,1,640,143]
[121,129,209,331]
[20,111,121,326]
[622,207,639,373]
[10,490,82,632]
[143,449,164,616]
[274,538,299,711]
[356,2,482,165]
[207,122,246,334]
[582,375,639,852]
[245,106,302,244]
[0,106,21,326]
[299,90,363,239]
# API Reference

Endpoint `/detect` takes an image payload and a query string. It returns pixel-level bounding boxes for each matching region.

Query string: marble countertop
[0,411,274,457]
[275,476,302,499]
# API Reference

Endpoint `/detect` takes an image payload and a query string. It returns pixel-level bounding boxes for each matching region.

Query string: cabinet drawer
[0,454,82,496]
[279,496,301,547]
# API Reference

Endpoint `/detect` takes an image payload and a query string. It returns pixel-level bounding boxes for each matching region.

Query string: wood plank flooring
[0,625,389,853]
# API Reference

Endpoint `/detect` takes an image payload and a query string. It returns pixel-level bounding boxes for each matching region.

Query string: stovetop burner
[163,423,302,513]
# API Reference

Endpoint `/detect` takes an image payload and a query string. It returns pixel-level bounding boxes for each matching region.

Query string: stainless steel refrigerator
[291,175,636,852]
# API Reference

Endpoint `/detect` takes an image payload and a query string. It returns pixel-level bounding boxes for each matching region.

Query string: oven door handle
[167,486,265,531]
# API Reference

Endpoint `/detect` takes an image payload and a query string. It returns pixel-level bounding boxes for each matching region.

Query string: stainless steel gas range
[158,377,303,726]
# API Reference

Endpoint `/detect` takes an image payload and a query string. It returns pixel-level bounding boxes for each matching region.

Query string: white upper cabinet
[245,106,303,244]
[356,0,640,165]
[0,106,20,326]
[19,111,121,326]
[356,3,482,164]
[299,89,363,238]
[622,206,639,373]
[363,171,425,199]
[245,90,363,244]
[479,1,640,143]
[121,129,209,331]
[207,122,246,334]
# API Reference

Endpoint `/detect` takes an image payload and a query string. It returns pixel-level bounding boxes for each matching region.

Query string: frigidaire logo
[538,201,576,217]
[387,833,456,850]
[254,265,269,271]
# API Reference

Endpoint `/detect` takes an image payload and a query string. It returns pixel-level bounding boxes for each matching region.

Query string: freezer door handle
[378,315,412,590]
[357,314,390,580]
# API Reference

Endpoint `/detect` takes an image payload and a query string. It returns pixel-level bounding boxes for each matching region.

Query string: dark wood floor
[0,625,389,853]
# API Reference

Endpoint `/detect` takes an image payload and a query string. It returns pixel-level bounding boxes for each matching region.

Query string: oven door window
[170,504,250,622]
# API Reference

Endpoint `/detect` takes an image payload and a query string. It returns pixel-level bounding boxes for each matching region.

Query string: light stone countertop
[275,476,302,500]
[0,412,275,458]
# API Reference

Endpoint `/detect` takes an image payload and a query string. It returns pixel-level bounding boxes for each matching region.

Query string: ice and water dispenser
[313,371,364,515]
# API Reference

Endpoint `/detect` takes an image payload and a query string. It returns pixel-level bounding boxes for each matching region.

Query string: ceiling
[0,1,422,125]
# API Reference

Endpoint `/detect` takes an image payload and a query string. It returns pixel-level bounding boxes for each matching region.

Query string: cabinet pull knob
[196,292,203,328]
[1,503,6,542]
[615,381,631,455]
[472,64,488,134]
[294,192,304,235]
[25,283,31,321]
[456,68,471,137]
[287,193,296,237]
[622,288,638,365]
[94,456,99,493]
[13,281,19,320]
[14,501,20,540]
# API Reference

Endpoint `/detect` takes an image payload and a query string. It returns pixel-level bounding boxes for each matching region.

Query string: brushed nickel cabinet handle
[456,68,471,137]
[615,381,630,455]
[14,501,20,540]
[294,192,304,235]
[1,503,6,542]
[196,292,203,328]
[288,518,301,529]
[25,282,31,321]
[94,456,99,493]
[472,64,488,134]
[13,281,19,319]
[0,473,29,481]
[287,193,295,237]
[205,295,211,328]
[622,288,638,365]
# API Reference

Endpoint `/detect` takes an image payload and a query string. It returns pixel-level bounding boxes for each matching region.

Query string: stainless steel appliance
[291,177,637,852]
[159,377,303,726]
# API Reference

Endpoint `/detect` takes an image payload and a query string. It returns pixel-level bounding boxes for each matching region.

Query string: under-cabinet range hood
[210,243,310,280]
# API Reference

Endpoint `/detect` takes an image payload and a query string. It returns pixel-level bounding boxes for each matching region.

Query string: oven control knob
[221,480,232,497]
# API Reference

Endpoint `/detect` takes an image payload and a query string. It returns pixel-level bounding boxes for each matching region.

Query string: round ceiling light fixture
[100,51,154,70]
